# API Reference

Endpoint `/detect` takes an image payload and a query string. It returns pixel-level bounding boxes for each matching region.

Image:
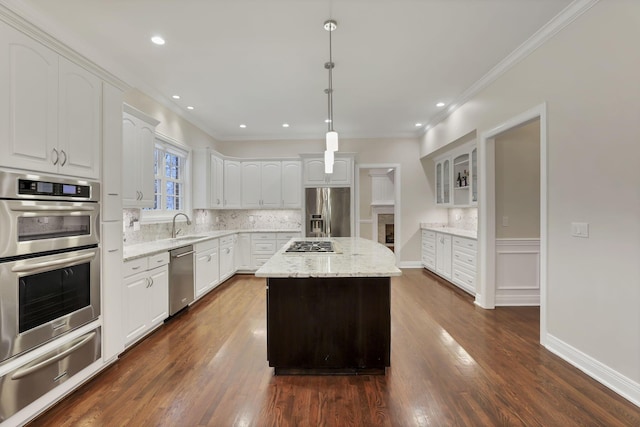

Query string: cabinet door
[220,244,234,281]
[436,234,452,279]
[471,147,478,205]
[101,83,123,221]
[236,233,252,270]
[148,266,169,326]
[442,159,451,205]
[435,162,443,204]
[261,161,282,208]
[0,23,58,174]
[224,160,242,208]
[212,154,224,208]
[329,158,351,185]
[58,57,101,179]
[138,122,156,207]
[123,272,149,346]
[282,161,301,208]
[241,161,261,208]
[304,159,327,185]
[195,247,219,298]
[121,114,139,206]
[102,221,124,360]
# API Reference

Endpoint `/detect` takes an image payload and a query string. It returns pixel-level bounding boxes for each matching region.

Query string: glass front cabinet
[434,142,477,207]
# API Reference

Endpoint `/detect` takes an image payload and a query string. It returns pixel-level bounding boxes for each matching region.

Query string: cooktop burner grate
[285,241,335,253]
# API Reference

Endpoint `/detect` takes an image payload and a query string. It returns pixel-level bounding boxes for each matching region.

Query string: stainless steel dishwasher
[169,245,195,316]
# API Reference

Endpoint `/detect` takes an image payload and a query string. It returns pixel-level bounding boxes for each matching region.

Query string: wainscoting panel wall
[495,239,540,306]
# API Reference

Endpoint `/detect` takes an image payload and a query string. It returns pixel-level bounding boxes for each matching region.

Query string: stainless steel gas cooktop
[285,241,335,253]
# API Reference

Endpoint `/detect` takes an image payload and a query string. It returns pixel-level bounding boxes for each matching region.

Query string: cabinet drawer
[452,267,476,292]
[123,257,148,278]
[220,235,235,246]
[422,253,435,270]
[277,232,299,240]
[452,249,476,270]
[422,240,436,252]
[421,230,436,240]
[252,233,276,240]
[453,236,477,252]
[253,256,272,268]
[148,252,170,268]
[252,241,276,253]
[196,238,219,252]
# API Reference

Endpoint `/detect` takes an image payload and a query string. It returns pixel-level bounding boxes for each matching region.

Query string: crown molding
[421,0,599,135]
[0,0,130,91]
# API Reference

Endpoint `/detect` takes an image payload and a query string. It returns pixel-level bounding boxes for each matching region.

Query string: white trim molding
[495,238,540,306]
[546,334,640,407]
[420,0,598,133]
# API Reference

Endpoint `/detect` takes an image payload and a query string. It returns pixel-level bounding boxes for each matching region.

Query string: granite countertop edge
[419,224,477,240]
[123,229,301,262]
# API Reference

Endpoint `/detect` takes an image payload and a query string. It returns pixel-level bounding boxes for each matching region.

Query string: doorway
[477,103,548,344]
[355,164,401,265]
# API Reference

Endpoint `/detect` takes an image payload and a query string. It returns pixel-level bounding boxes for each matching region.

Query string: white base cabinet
[251,233,277,269]
[423,230,476,296]
[194,239,220,299]
[123,252,169,347]
[219,235,236,282]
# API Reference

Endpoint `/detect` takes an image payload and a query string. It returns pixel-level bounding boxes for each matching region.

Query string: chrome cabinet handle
[145,277,150,288]
[52,148,59,165]
[217,198,220,205]
[108,249,119,253]
[60,150,67,166]
[149,277,154,287]
[226,248,231,254]
[207,255,212,262]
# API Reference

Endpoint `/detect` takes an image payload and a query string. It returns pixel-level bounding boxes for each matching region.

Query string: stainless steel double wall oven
[0,171,101,363]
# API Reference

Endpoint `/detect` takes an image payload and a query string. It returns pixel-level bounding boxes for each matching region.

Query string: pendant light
[324,19,338,154]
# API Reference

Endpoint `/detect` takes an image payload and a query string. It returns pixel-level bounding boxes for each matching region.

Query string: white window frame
[141,133,191,223]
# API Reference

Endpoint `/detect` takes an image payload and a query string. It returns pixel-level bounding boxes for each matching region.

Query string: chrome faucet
[171,213,192,238]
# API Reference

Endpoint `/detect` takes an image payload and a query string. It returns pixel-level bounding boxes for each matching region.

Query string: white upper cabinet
[434,142,476,207]
[303,154,353,187]
[241,161,282,209]
[224,160,242,208]
[281,160,301,208]
[101,83,123,221]
[122,106,158,208]
[193,149,224,209]
[58,57,101,178]
[0,22,101,179]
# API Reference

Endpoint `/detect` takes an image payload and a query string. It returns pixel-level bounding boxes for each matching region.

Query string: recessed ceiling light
[436,102,445,107]
[415,123,423,127]
[239,124,247,128]
[172,95,180,99]
[187,106,194,110]
[325,119,332,123]
[151,35,165,45]
[282,123,290,128]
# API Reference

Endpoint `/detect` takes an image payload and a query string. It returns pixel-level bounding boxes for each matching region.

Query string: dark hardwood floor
[30,269,639,426]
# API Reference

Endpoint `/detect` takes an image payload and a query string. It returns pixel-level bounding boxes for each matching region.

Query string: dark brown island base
[255,238,401,375]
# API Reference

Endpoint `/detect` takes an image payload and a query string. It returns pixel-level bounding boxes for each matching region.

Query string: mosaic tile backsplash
[123,209,302,245]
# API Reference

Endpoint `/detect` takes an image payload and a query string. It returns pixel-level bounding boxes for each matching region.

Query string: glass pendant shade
[326,131,339,152]
[324,149,334,174]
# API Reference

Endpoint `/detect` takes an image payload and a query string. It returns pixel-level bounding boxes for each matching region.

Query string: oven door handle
[11,331,97,380]
[11,251,97,274]
[9,205,97,212]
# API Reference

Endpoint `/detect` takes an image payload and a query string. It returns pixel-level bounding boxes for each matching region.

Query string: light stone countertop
[122,229,301,262]
[420,224,477,240]
[254,237,402,278]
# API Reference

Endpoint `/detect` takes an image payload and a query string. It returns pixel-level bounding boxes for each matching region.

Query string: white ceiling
[18,0,573,141]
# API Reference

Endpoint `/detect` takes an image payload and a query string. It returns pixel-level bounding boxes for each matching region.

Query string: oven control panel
[18,179,91,198]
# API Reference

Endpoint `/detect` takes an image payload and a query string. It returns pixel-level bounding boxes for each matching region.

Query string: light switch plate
[502,216,509,227]
[571,222,589,238]
[133,221,140,231]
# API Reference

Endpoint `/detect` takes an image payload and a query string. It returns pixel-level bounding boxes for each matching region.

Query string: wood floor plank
[28,269,640,426]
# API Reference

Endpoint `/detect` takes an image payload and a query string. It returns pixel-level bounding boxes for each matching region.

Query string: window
[142,135,190,222]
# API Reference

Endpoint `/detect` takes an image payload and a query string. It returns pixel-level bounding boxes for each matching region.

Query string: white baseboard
[399,261,423,269]
[495,294,540,306]
[545,334,640,407]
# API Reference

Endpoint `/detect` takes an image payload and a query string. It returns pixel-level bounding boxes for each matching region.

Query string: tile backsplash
[447,208,477,231]
[123,209,302,245]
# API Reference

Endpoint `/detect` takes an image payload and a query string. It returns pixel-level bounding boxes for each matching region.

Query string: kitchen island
[255,237,401,375]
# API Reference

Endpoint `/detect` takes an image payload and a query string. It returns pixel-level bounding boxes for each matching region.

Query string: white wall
[495,120,540,238]
[220,138,440,264]
[420,2,640,391]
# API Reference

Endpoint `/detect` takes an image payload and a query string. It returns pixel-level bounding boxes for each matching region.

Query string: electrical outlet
[133,221,140,231]
[571,222,589,238]
[249,215,255,223]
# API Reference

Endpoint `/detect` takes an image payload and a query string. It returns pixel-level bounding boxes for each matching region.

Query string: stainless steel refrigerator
[305,187,351,237]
